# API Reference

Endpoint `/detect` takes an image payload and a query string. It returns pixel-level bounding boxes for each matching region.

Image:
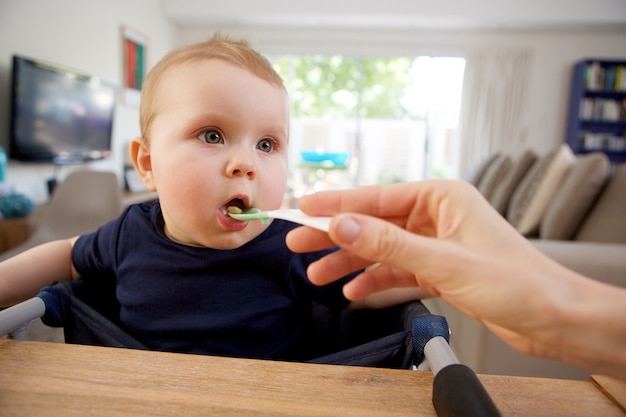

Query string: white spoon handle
[266,210,332,232]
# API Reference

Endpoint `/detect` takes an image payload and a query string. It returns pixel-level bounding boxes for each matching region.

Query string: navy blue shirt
[72,202,353,360]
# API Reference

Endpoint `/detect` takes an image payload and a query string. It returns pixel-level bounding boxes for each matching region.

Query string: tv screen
[9,55,116,163]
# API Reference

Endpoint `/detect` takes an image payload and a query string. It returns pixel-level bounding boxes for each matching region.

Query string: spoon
[228,208,331,232]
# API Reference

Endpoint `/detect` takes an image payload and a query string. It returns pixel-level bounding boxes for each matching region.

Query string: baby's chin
[204,225,270,250]
[162,226,262,250]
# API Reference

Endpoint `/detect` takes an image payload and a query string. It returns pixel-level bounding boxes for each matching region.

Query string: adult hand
[286,180,613,369]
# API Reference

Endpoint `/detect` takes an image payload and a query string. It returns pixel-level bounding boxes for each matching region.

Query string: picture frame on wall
[121,25,148,107]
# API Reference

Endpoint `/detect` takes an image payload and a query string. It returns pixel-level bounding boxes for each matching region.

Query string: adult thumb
[330,213,427,272]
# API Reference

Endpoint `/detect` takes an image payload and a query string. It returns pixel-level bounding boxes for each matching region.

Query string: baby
[0,35,420,360]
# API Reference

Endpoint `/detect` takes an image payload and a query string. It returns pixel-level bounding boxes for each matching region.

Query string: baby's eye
[200,130,223,144]
[257,138,275,153]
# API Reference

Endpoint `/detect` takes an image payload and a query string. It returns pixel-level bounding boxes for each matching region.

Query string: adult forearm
[557,275,626,380]
[527,266,626,380]
[0,239,78,307]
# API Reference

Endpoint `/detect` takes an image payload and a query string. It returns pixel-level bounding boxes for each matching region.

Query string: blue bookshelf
[565,59,626,163]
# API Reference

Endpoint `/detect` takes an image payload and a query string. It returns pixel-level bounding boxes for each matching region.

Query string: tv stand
[52,155,95,164]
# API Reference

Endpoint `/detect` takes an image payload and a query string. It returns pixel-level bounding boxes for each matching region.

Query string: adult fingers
[341,264,431,300]
[298,182,425,220]
[327,212,438,275]
[305,248,379,286]
[286,226,336,253]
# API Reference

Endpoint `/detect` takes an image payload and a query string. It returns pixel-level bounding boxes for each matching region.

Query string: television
[9,55,116,163]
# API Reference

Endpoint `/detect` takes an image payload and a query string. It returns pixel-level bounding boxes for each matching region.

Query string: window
[273,55,465,201]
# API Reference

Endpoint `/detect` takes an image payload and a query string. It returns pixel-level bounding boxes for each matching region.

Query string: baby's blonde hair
[139,34,285,139]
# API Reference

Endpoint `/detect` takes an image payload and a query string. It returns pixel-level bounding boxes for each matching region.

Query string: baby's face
[145,60,289,249]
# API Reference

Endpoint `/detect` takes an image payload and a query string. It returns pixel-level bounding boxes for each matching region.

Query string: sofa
[424,143,626,380]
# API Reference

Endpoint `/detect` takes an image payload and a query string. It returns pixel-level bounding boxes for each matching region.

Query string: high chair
[0,278,501,417]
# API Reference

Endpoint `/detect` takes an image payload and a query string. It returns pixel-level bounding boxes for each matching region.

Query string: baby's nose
[225,152,256,179]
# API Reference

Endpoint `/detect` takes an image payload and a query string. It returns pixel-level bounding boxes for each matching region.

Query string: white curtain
[458,48,533,177]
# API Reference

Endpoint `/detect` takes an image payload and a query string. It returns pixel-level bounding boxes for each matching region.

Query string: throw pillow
[507,149,555,228]
[575,164,626,243]
[540,152,610,240]
[508,144,576,236]
[490,150,537,216]
[477,154,512,201]
[464,153,500,186]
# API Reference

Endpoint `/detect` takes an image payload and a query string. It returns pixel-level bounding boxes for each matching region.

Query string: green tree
[274,56,416,119]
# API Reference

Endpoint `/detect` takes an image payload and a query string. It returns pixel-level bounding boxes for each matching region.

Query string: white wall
[0,0,177,203]
[179,26,626,159]
[1,1,625,202]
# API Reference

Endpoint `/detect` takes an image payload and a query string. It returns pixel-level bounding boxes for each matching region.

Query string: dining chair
[0,170,122,262]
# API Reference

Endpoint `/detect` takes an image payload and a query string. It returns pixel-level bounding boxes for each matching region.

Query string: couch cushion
[507,144,576,236]
[507,152,550,230]
[575,164,626,243]
[490,150,537,215]
[477,154,512,200]
[530,239,626,287]
[540,152,610,240]
[465,153,500,186]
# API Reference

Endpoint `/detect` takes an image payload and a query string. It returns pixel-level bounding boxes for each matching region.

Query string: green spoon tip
[228,207,271,224]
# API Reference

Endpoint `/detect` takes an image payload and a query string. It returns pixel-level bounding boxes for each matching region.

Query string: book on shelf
[580,131,626,152]
[584,61,626,92]
[579,97,626,121]
[617,66,626,91]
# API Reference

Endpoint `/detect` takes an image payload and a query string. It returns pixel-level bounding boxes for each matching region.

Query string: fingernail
[336,216,361,243]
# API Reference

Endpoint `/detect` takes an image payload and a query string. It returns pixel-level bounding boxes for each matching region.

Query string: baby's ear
[129,137,156,192]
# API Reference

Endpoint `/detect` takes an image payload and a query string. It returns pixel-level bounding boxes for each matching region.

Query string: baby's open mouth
[225,198,246,215]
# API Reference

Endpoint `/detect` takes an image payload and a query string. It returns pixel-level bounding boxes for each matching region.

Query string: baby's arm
[0,237,80,308]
